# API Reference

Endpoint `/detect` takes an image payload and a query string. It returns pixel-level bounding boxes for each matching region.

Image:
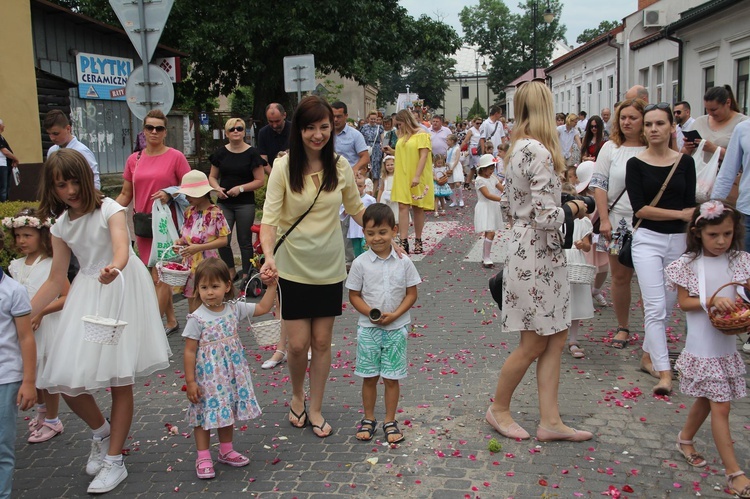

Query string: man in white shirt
[43,110,101,189]
[0,119,19,201]
[576,111,588,135]
[479,105,507,155]
[600,108,612,139]
[674,101,696,151]
[428,115,452,157]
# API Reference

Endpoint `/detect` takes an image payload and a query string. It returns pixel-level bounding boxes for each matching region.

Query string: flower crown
[696,200,730,223]
[1,215,55,230]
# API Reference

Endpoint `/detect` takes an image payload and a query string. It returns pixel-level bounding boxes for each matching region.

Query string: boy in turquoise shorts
[346,203,420,444]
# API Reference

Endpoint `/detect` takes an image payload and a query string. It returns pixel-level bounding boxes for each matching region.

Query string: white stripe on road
[408,221,460,262]
[462,229,511,264]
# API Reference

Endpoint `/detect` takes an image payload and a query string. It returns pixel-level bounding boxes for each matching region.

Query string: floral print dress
[180,204,230,297]
[502,138,569,336]
[184,302,262,429]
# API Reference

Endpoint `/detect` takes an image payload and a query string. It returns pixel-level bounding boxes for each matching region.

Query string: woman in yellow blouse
[260,96,364,438]
[390,109,433,254]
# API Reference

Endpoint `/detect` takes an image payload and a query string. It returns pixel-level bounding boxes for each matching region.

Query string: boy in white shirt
[346,203,421,444]
[343,177,376,257]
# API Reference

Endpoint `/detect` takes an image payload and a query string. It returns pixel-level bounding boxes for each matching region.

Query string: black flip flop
[310,418,333,438]
[355,418,377,441]
[289,403,307,428]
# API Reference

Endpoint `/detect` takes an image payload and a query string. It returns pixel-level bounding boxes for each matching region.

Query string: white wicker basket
[241,278,281,346]
[568,263,596,284]
[156,261,190,287]
[82,269,128,345]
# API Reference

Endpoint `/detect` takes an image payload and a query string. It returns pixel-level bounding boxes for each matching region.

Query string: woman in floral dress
[486,81,592,443]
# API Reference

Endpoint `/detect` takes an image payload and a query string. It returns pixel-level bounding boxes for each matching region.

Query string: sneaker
[195,457,215,479]
[86,435,110,476]
[743,337,750,354]
[459,201,465,207]
[87,460,128,494]
[482,259,494,268]
[449,202,457,207]
[592,293,608,307]
[27,420,64,443]
[218,450,250,467]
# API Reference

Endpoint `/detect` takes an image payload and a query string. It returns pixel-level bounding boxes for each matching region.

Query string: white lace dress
[39,198,172,395]
[8,256,61,380]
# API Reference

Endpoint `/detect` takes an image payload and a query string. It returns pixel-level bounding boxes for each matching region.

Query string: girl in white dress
[473,154,503,268]
[30,149,171,494]
[446,135,464,207]
[560,185,594,358]
[665,201,749,498]
[4,209,68,444]
[377,155,399,223]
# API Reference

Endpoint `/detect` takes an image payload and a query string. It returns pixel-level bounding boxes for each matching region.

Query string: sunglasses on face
[144,124,166,132]
[644,102,671,112]
[228,126,245,133]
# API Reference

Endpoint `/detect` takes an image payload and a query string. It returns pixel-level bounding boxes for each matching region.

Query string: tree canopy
[576,20,620,45]
[49,0,459,120]
[460,0,566,97]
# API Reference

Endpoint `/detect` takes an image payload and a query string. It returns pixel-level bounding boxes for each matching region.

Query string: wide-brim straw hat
[476,154,498,170]
[575,160,595,194]
[176,170,215,198]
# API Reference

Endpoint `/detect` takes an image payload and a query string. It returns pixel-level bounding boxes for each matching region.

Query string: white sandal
[261,350,287,370]
[568,344,585,358]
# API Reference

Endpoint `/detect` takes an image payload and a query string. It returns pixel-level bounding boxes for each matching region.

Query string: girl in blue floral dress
[183,258,277,479]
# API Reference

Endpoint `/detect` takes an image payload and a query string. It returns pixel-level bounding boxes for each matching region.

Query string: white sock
[103,454,123,465]
[569,321,579,343]
[44,417,60,425]
[483,238,493,261]
[457,188,464,203]
[36,403,46,412]
[92,420,111,440]
[591,287,600,295]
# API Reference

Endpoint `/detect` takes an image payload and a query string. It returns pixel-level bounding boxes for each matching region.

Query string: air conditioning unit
[643,9,666,28]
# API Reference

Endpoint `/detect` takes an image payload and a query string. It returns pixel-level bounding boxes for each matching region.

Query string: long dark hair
[288,96,338,194]
[685,200,744,262]
[704,85,740,113]
[581,115,605,158]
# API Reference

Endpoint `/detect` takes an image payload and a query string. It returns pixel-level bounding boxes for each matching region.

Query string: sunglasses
[228,126,244,133]
[644,102,671,112]
[144,124,166,132]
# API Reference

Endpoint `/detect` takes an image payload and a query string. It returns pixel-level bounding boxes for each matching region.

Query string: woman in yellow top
[391,109,433,254]
[260,96,364,438]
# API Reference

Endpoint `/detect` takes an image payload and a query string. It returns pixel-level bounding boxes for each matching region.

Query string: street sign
[283,54,315,100]
[109,0,174,64]
[125,64,174,120]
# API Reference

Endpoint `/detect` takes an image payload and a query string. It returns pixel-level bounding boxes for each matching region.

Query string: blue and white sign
[75,52,133,101]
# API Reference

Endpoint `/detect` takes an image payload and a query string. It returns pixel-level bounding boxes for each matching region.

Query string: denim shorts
[354,325,408,380]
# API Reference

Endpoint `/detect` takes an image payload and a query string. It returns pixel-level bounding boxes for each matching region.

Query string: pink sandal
[217,450,250,467]
[27,420,64,443]
[28,410,45,432]
[195,457,215,479]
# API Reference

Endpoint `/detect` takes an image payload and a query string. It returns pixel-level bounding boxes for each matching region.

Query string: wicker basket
[708,282,750,336]
[156,261,190,287]
[568,263,596,284]
[240,278,281,346]
[82,269,128,345]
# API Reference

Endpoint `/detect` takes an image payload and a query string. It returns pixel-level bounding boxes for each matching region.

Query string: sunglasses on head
[228,126,244,133]
[644,102,671,112]
[144,124,166,132]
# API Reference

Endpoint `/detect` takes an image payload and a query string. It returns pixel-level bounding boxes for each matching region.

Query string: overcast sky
[400,0,638,47]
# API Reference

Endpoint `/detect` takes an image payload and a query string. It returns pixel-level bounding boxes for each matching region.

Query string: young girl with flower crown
[30,148,171,494]
[378,155,399,223]
[664,200,750,498]
[3,209,68,444]
[184,257,276,480]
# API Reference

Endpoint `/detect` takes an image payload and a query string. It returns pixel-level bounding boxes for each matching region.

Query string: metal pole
[475,58,480,113]
[137,0,151,108]
[295,65,302,102]
[533,1,538,79]
[459,75,463,121]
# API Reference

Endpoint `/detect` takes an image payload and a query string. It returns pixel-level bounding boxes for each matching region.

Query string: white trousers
[631,228,686,372]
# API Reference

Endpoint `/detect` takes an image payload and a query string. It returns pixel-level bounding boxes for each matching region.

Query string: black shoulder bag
[592,187,627,234]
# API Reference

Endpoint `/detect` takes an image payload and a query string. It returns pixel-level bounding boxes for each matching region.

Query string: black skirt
[278,278,343,320]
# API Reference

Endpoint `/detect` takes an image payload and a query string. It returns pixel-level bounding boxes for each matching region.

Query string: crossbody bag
[131,151,153,238]
[592,187,627,234]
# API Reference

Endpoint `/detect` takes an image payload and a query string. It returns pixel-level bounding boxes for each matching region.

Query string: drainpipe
[664,27,684,101]
[606,33,621,102]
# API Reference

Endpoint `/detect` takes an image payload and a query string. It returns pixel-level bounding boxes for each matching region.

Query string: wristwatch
[239,186,245,193]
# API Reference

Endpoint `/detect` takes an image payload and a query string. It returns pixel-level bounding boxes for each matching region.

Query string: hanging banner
[75,52,133,101]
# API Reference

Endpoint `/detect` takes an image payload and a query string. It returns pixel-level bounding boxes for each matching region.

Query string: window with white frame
[640,68,650,95]
[608,75,614,108]
[704,66,715,94]
[655,63,664,103]
[738,58,749,115]
[670,59,679,104]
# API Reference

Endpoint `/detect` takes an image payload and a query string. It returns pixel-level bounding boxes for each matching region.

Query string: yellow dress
[391,132,434,210]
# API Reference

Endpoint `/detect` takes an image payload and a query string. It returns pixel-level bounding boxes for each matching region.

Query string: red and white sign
[154,57,181,83]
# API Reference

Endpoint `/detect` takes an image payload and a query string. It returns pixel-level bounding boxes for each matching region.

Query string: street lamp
[458,73,464,121]
[532,0,555,79]
[475,57,487,116]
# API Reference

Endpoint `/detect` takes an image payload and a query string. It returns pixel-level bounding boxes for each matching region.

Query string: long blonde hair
[509,81,565,173]
[395,109,423,142]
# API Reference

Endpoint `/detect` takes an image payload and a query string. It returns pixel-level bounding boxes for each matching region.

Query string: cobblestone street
[12,188,750,498]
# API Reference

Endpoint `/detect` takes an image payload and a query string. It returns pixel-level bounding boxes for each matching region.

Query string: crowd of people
[0,84,749,497]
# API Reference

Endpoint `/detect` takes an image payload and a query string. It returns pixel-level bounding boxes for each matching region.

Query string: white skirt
[39,259,172,396]
[34,311,61,382]
[474,202,503,232]
[570,283,594,320]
